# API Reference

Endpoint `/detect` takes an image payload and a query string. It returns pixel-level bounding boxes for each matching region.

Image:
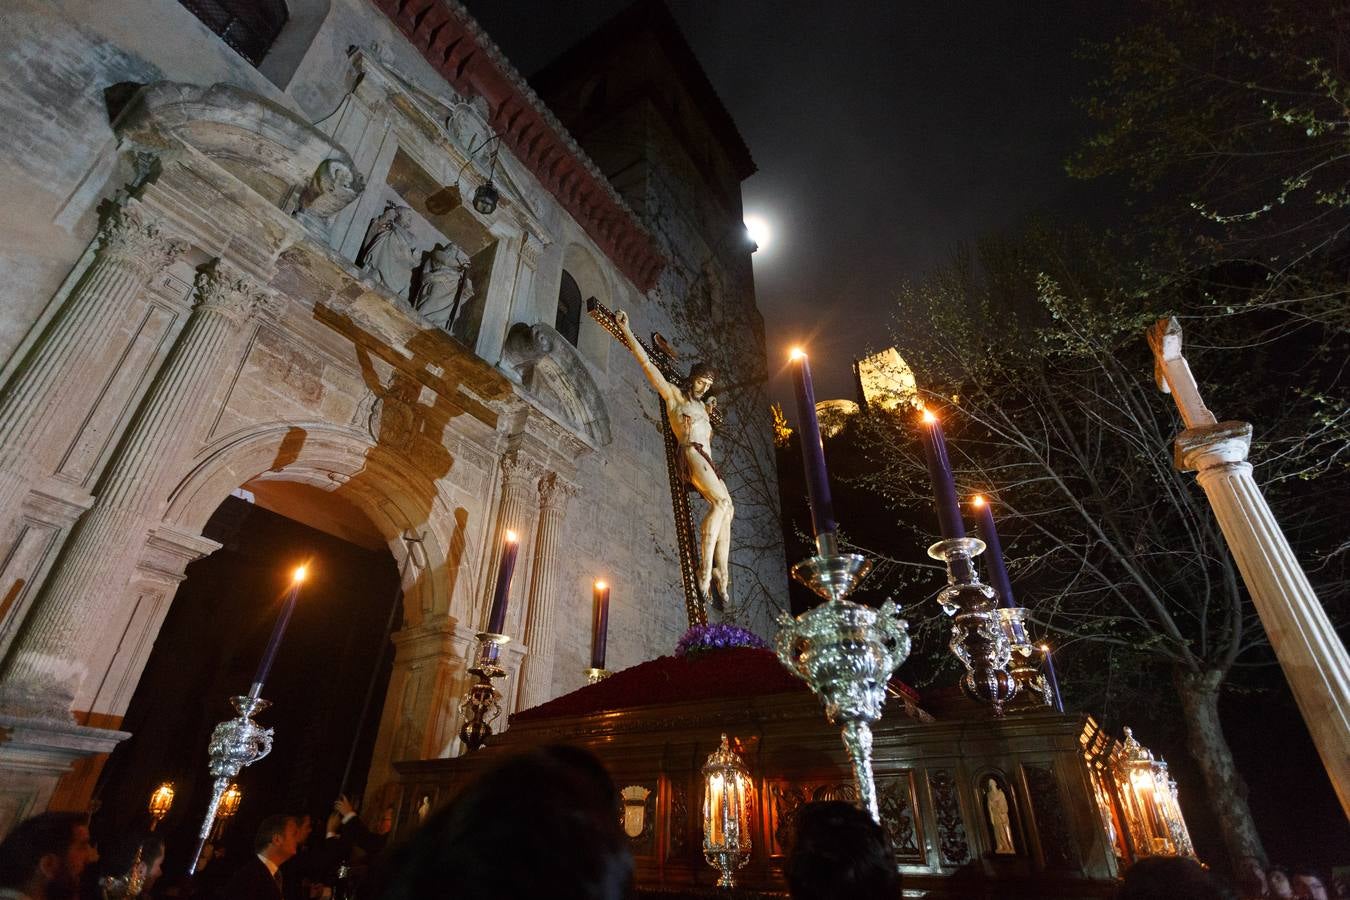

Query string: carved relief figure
[359,201,417,298]
[615,308,733,605]
[985,778,1015,854]
[414,242,474,332]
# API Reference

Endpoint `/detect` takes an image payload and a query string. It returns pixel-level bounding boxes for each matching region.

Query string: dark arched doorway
[90,487,401,879]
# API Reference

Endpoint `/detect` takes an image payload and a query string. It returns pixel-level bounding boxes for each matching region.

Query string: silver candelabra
[929,537,1020,715]
[459,632,509,752]
[775,532,911,821]
[187,691,273,875]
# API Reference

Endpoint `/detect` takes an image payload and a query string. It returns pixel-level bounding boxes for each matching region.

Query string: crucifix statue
[589,300,730,627]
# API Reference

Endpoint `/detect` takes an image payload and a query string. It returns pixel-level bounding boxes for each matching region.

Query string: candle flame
[595,580,608,590]
[504,529,519,543]
[921,408,938,424]
[789,347,806,360]
[292,565,308,584]
[1039,643,1051,652]
[971,494,986,508]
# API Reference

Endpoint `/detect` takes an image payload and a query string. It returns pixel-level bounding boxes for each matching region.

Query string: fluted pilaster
[0,263,271,718]
[479,452,541,633]
[0,203,184,471]
[1179,421,1350,816]
[516,472,577,711]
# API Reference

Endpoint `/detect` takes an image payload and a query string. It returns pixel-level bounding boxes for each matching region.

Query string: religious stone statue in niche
[295,158,362,223]
[358,201,417,298]
[985,778,1015,854]
[414,242,474,332]
[614,308,733,605]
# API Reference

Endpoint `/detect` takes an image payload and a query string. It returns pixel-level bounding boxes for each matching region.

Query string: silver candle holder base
[584,666,612,685]
[777,532,910,822]
[460,632,509,753]
[187,692,274,875]
[929,537,1019,716]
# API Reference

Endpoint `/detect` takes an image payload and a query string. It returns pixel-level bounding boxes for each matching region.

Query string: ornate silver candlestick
[584,666,612,685]
[929,537,1019,715]
[999,607,1053,708]
[459,632,509,752]
[187,692,274,875]
[776,533,911,822]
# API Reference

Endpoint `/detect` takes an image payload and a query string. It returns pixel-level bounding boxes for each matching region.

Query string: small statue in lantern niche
[358,201,417,299]
[414,242,475,332]
[985,778,1015,854]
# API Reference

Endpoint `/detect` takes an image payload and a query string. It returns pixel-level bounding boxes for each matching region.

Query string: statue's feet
[709,572,728,611]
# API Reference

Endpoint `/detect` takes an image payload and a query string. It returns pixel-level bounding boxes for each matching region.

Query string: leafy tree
[849,223,1344,871]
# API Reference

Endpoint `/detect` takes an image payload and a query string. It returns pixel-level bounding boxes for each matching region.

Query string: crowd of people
[0,747,1340,900]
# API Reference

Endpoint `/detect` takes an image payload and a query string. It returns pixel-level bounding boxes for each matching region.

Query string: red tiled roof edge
[370,0,668,292]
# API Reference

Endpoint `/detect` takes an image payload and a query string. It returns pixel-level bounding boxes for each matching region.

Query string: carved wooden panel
[766,774,923,865]
[1024,764,1077,869]
[878,770,925,864]
[929,768,970,866]
[667,781,690,857]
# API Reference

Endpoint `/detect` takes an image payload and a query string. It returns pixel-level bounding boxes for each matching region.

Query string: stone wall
[0,0,785,827]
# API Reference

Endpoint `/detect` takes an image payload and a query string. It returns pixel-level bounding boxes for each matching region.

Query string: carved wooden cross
[1147,317,1218,429]
[588,299,717,628]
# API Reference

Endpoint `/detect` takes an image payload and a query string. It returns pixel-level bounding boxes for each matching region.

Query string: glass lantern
[211,783,243,839]
[1114,727,1195,858]
[147,782,175,830]
[702,734,753,888]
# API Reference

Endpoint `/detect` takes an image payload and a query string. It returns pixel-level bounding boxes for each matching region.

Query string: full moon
[743,214,772,251]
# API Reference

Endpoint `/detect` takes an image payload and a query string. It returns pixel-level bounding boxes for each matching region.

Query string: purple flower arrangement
[675,623,770,658]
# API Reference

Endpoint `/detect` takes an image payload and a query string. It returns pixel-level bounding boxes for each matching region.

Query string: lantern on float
[211,783,243,839]
[702,734,753,888]
[1114,728,1194,859]
[147,782,175,830]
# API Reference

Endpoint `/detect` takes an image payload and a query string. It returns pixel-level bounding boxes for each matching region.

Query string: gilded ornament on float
[702,734,753,889]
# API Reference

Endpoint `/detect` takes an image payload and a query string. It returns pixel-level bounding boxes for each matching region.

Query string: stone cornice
[370,0,667,292]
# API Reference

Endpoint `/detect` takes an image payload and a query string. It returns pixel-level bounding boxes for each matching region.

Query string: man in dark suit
[218,815,300,900]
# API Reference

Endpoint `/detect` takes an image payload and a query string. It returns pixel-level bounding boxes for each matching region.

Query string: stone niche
[114,80,363,214]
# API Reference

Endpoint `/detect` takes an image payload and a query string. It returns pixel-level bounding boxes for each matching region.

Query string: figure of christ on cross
[614,308,734,607]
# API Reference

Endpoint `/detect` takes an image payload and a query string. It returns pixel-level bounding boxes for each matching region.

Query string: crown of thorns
[688,362,716,382]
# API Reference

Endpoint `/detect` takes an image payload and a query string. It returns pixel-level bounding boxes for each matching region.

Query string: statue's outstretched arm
[616,310,676,403]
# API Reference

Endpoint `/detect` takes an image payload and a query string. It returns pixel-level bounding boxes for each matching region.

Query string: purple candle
[590,580,610,670]
[920,409,966,540]
[486,530,518,634]
[972,496,1015,608]
[252,565,307,693]
[789,349,837,538]
[1041,644,1064,712]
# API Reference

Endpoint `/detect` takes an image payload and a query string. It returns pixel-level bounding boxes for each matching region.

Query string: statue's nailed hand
[705,396,717,412]
[615,309,629,330]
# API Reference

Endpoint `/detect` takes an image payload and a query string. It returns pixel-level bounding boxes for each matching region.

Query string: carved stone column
[0,264,271,719]
[0,204,184,565]
[516,472,577,711]
[1177,422,1350,816]
[479,452,540,633]
[0,203,184,474]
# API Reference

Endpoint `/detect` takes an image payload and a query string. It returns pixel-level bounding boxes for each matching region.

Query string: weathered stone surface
[0,0,786,824]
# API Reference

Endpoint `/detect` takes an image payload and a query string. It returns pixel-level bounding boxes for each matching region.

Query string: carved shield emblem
[620,785,652,839]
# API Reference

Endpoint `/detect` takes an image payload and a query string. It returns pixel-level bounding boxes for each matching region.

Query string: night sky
[461,0,1127,406]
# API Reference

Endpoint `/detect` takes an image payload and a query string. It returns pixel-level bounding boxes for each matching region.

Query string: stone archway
[156,419,494,805]
[164,421,474,628]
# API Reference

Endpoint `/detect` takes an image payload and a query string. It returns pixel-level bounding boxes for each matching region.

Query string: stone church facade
[0,0,784,829]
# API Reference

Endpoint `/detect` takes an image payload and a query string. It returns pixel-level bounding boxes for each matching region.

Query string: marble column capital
[499,451,544,492]
[192,262,276,323]
[537,471,578,511]
[97,203,187,276]
[1173,420,1252,474]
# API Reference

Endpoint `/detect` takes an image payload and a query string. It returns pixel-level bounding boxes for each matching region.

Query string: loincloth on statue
[677,442,721,491]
